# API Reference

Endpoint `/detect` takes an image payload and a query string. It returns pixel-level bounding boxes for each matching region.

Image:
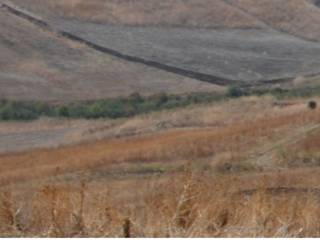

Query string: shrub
[129,92,144,104]
[104,100,127,119]
[308,101,317,110]
[0,102,38,120]
[86,102,105,118]
[57,106,69,117]
[227,86,247,98]
[153,93,169,107]
[67,104,87,118]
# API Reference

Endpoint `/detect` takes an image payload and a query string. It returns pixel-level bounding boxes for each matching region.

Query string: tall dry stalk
[0,191,22,233]
[173,163,202,230]
[71,180,87,236]
[41,186,62,237]
[123,218,131,238]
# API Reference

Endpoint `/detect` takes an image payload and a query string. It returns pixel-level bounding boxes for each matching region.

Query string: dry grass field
[2,0,320,237]
[1,95,320,237]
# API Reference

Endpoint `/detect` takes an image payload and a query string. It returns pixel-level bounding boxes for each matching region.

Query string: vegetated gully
[0,2,306,87]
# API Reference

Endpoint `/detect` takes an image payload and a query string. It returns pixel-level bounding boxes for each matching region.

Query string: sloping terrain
[0,96,288,153]
[0,6,220,102]
[0,95,318,167]
[1,95,320,237]
[226,0,320,42]
[3,1,320,237]
[6,0,266,29]
[4,0,320,85]
[52,21,320,82]
[9,0,320,42]
[0,94,318,154]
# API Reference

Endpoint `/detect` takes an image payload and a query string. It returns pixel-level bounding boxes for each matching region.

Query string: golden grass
[277,129,320,168]
[3,167,320,237]
[0,96,301,152]
[1,96,320,237]
[1,102,319,185]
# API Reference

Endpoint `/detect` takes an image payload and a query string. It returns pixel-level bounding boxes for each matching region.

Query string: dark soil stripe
[1,2,299,87]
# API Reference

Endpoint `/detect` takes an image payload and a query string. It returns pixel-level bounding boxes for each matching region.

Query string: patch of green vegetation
[0,92,226,121]
[227,85,320,100]
[227,85,249,98]
[270,86,320,99]
[1,85,320,121]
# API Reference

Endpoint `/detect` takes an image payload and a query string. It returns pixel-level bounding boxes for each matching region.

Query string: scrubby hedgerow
[1,85,320,121]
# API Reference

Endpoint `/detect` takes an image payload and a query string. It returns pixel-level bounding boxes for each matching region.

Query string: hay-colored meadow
[1,96,320,237]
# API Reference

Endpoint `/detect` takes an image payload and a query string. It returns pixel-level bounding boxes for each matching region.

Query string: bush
[67,104,87,118]
[227,86,247,98]
[154,93,168,106]
[57,106,69,117]
[129,92,144,104]
[0,102,39,120]
[308,101,317,110]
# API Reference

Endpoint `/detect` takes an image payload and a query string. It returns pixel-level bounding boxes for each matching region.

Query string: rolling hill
[2,0,320,100]
[1,95,320,237]
[0,3,220,102]
[8,0,320,42]
[3,1,320,237]
[6,0,266,28]
[226,0,320,42]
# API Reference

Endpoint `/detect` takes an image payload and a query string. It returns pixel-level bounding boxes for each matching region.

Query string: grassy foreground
[1,93,320,237]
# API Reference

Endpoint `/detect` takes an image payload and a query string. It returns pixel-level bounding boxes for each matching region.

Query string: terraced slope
[0,6,220,102]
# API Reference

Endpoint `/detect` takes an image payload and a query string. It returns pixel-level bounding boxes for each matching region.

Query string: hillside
[53,21,320,82]
[226,0,320,42]
[2,1,320,237]
[2,0,320,90]
[0,6,219,102]
[1,95,320,237]
[6,0,266,29]
[9,0,320,43]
